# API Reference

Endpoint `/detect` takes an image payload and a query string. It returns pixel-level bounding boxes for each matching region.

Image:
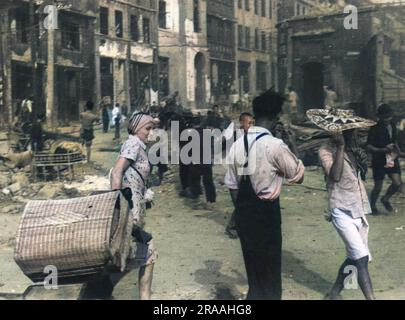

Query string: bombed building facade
[96,0,159,110]
[235,0,278,99]
[0,0,97,126]
[278,1,405,118]
[158,0,210,108]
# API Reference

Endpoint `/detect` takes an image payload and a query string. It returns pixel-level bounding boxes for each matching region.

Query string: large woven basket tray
[14,191,131,282]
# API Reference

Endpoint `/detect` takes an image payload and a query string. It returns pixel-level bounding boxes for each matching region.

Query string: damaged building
[96,0,159,111]
[158,0,210,108]
[278,1,405,118]
[207,0,236,104]
[0,0,97,126]
[235,0,278,99]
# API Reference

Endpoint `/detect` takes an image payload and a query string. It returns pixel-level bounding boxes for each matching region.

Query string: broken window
[115,10,123,38]
[143,18,150,43]
[159,1,167,29]
[62,22,80,51]
[100,7,109,35]
[130,15,140,41]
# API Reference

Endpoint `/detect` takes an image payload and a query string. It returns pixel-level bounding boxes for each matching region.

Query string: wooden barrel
[14,191,131,282]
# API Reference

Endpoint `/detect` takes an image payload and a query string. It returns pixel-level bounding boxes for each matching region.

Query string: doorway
[301,62,324,109]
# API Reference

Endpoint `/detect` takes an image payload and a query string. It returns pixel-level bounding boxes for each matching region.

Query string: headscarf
[128,112,155,135]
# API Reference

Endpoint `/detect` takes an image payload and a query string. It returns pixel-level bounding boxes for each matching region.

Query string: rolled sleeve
[273,143,305,184]
[319,146,333,175]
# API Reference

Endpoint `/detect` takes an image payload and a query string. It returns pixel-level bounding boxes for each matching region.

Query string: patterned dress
[119,135,158,268]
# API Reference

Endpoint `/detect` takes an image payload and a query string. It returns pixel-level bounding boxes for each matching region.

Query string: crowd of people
[11,89,404,301]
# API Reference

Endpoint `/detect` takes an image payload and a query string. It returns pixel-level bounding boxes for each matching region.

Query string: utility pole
[46,22,56,130]
[29,0,38,116]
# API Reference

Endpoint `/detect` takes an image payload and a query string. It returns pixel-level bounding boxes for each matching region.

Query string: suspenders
[243,132,270,168]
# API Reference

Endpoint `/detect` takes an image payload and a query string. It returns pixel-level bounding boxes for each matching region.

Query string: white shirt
[225,126,305,201]
[112,107,121,122]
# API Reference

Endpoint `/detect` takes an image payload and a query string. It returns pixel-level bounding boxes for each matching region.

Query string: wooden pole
[29,0,39,116]
[46,26,56,130]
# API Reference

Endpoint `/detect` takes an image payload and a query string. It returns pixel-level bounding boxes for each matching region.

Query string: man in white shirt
[112,103,122,141]
[225,90,305,300]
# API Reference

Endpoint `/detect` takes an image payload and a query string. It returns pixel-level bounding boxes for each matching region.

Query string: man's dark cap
[253,89,285,118]
[377,104,393,119]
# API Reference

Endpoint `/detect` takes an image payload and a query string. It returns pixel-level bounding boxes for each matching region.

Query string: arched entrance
[194,52,206,108]
[301,62,324,109]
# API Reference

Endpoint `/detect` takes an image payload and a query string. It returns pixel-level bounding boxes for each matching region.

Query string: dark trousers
[103,120,109,133]
[189,164,216,203]
[114,122,120,139]
[179,162,190,190]
[235,177,282,300]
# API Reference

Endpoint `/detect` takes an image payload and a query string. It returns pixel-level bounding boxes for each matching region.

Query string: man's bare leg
[139,263,154,300]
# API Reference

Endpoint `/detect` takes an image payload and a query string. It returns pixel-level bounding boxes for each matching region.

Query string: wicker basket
[14,191,131,282]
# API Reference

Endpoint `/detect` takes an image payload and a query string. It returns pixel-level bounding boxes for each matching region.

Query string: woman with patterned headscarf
[110,112,158,300]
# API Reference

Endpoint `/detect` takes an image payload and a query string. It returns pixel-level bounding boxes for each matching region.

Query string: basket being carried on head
[14,190,133,283]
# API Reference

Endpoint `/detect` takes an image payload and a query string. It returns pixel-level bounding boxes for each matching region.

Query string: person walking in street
[307,108,377,300]
[225,89,305,300]
[110,112,158,300]
[112,103,122,141]
[286,86,299,123]
[188,116,217,210]
[80,101,100,163]
[367,104,404,215]
[101,103,110,133]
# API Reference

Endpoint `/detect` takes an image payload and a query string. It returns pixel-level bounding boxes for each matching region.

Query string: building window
[100,7,109,35]
[158,0,167,29]
[269,0,273,19]
[245,27,250,49]
[256,61,267,92]
[62,22,80,51]
[130,15,139,41]
[261,0,266,17]
[261,32,266,51]
[238,0,242,9]
[159,57,170,97]
[115,10,123,38]
[254,0,259,15]
[143,18,150,43]
[15,9,29,44]
[193,0,201,32]
[238,25,244,48]
[245,0,250,11]
[255,28,259,50]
